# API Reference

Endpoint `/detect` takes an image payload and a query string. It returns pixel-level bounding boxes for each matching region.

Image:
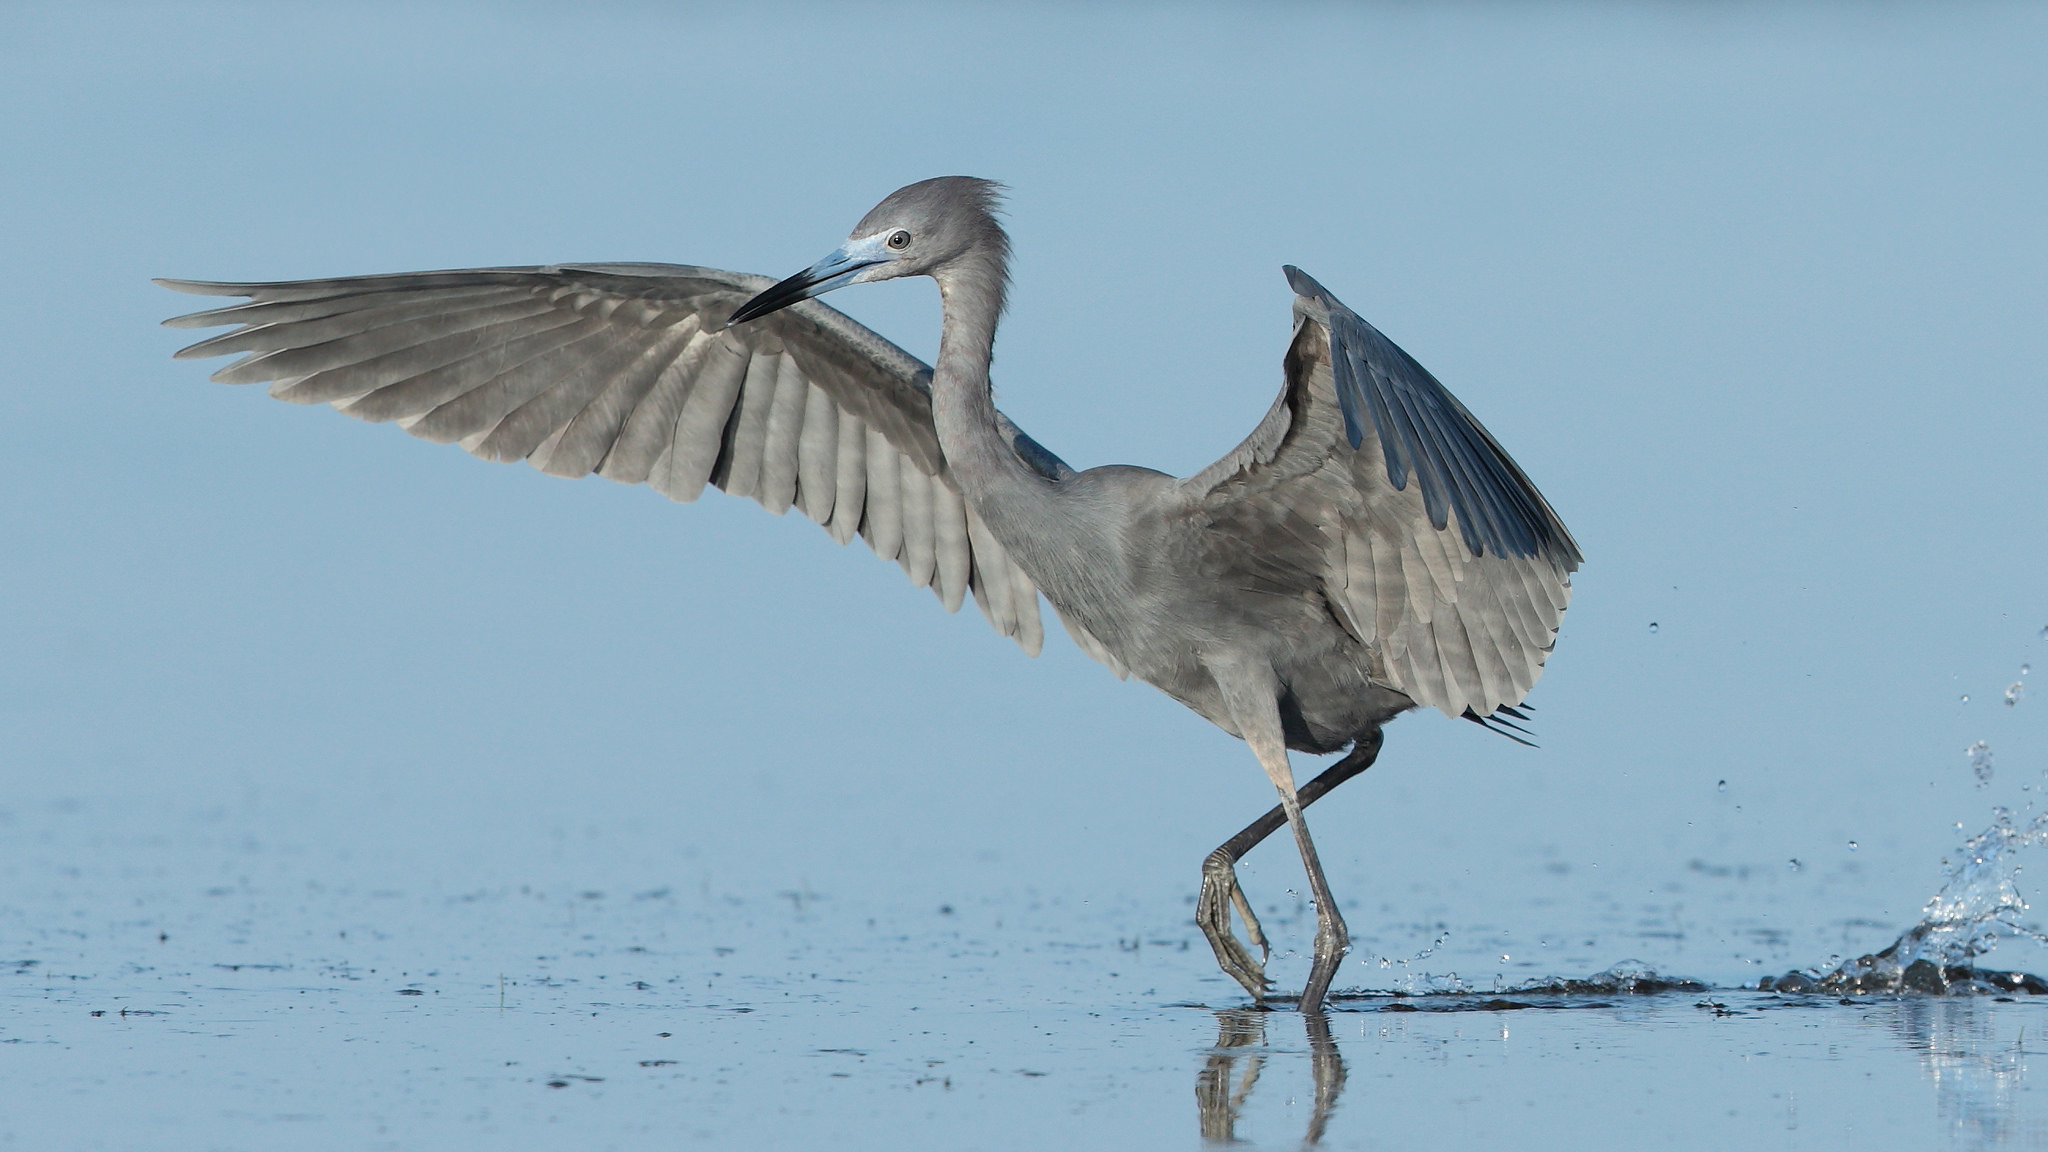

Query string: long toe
[1198,859,1272,999]
[1228,877,1270,961]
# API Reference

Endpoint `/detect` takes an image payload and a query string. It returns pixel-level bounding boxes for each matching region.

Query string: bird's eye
[887,230,911,250]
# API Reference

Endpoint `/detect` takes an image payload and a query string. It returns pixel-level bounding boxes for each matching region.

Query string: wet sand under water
[8,799,2048,1150]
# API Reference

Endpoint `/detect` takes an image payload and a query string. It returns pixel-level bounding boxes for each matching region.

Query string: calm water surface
[7,797,2047,1151]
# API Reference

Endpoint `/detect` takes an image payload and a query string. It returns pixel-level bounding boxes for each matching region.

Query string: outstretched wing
[159,263,1069,653]
[1184,267,1581,720]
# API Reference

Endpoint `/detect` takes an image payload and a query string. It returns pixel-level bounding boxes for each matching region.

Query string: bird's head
[728,176,1008,326]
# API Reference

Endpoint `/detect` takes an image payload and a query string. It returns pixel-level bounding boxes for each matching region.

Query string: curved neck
[929,256,1045,520]
[926,252,1129,629]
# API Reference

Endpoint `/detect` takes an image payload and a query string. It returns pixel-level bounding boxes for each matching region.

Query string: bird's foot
[1198,849,1272,1000]
[1298,907,1351,1013]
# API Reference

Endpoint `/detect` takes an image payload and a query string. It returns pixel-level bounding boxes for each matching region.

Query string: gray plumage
[159,176,1580,1011]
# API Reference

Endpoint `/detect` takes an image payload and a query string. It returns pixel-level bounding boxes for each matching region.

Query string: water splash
[1967,740,1995,785]
[1370,929,1450,977]
[2005,680,2025,707]
[1765,809,2048,995]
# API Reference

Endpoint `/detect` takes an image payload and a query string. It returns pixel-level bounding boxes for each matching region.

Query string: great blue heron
[158,177,1579,1012]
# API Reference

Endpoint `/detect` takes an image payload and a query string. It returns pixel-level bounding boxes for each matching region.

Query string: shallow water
[9,798,2048,1151]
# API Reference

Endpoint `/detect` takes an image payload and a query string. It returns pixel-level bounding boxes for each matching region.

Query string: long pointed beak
[727,243,885,327]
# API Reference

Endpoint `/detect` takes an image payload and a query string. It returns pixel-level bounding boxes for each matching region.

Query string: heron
[158,176,1579,1012]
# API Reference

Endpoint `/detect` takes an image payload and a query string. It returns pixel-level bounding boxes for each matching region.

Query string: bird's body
[996,461,1416,754]
[161,177,1578,1011]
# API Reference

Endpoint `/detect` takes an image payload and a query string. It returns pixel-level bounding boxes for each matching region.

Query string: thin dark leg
[1195,729,1383,1001]
[1220,728,1384,865]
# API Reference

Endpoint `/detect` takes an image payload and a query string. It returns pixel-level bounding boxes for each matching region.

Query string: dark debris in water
[1322,961,1708,1011]
[1762,957,2048,997]
[1369,997,1612,1014]
[1502,970,1710,996]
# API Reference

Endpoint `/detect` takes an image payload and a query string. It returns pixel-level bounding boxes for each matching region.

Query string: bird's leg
[1302,1009,1348,1146]
[1196,733,1381,1001]
[1208,668,1353,1012]
[1276,771,1350,1012]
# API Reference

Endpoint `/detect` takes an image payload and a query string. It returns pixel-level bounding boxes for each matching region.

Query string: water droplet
[2024,664,2033,677]
[1788,858,1802,871]
[1717,780,1727,793]
[2009,681,2027,707]
[1969,740,1995,785]
[1501,954,1511,963]
[1848,841,1859,851]
[1648,622,1660,634]
[2040,625,2048,642]
[1961,695,1971,703]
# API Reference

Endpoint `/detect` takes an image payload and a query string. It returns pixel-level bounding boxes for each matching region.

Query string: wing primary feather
[861,429,904,561]
[164,282,536,335]
[1327,334,1370,450]
[534,321,699,478]
[173,288,533,361]
[827,413,867,545]
[270,303,579,407]
[898,464,937,588]
[757,363,810,514]
[715,351,783,501]
[755,354,810,515]
[964,507,1017,636]
[1406,389,1508,557]
[1011,566,1045,656]
[597,327,720,486]
[1347,339,1410,489]
[932,481,971,613]
[795,384,839,525]
[408,324,622,447]
[473,330,667,462]
[213,298,567,387]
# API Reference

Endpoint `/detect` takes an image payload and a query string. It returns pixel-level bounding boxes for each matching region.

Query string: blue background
[4,0,2046,983]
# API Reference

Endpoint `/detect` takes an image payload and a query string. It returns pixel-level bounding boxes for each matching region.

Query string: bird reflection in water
[1197,1009,1347,1145]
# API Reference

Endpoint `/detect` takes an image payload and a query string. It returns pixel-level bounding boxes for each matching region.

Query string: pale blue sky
[4,1,2046,980]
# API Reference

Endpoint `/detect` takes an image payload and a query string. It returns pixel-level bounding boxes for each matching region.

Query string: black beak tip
[728,277,812,328]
